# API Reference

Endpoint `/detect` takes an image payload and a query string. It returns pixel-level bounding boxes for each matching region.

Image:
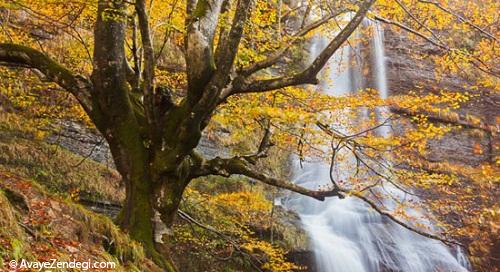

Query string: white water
[285,21,469,272]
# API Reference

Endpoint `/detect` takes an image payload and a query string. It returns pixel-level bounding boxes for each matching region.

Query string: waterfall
[372,22,388,99]
[284,21,470,272]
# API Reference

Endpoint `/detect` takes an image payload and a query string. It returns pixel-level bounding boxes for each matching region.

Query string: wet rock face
[46,121,114,166]
[425,129,491,166]
[287,250,317,272]
[383,28,499,166]
[384,29,456,96]
[252,205,315,270]
[384,28,499,122]
[45,121,229,166]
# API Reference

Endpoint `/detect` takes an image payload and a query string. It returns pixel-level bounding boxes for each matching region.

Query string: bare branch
[155,0,181,62]
[300,1,312,30]
[257,119,273,154]
[417,0,499,43]
[345,189,465,247]
[6,0,93,64]
[280,5,306,23]
[177,209,265,271]
[242,119,274,165]
[373,16,447,49]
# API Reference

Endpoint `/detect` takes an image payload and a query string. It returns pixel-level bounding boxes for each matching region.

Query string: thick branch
[0,43,92,112]
[185,0,224,98]
[192,155,342,200]
[214,0,252,77]
[193,152,464,247]
[136,0,156,126]
[391,105,498,133]
[170,1,254,151]
[231,0,376,95]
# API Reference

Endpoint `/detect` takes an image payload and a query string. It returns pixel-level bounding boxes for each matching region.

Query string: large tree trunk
[119,172,155,248]
[108,131,194,272]
[119,171,179,272]
[117,167,181,272]
[106,132,181,271]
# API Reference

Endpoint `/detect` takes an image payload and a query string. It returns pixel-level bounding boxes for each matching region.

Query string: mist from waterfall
[284,20,469,272]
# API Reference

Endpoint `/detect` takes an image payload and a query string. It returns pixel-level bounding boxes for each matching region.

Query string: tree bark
[118,172,155,248]
[154,175,190,228]
[111,140,180,272]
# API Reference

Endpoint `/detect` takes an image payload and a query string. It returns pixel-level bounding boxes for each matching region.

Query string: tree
[0,0,374,266]
[0,0,498,270]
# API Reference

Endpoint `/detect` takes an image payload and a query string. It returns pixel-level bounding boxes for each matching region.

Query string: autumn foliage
[0,0,498,271]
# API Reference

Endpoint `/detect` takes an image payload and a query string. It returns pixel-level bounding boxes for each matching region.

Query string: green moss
[65,200,146,262]
[0,127,123,203]
[191,175,247,194]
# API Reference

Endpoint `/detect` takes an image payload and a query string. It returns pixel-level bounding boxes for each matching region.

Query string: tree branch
[214,0,253,78]
[191,151,464,247]
[0,43,92,112]
[346,189,464,247]
[185,0,224,98]
[192,154,342,201]
[393,0,446,46]
[241,119,274,165]
[136,0,156,127]
[238,9,348,78]
[417,0,499,43]
[128,15,141,89]
[177,209,265,272]
[373,16,447,49]
[176,0,254,144]
[374,15,500,77]
[230,0,376,95]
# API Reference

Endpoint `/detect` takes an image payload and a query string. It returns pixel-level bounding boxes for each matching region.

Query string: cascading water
[284,20,469,272]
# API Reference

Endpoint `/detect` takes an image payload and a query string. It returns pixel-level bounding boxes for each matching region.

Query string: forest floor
[0,170,161,271]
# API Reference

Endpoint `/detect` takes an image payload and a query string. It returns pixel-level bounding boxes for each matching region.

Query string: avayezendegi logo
[6,259,116,271]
